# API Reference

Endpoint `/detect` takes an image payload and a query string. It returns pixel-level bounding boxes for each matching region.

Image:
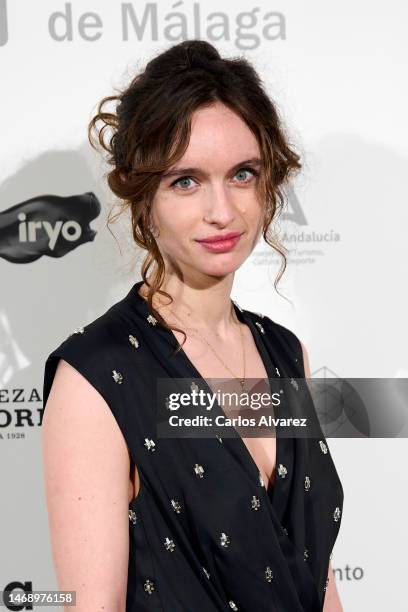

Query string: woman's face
[151,101,265,282]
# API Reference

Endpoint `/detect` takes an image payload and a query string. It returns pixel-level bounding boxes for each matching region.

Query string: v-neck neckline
[130,280,281,505]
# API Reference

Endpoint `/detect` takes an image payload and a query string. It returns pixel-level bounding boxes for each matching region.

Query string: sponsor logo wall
[1,2,407,610]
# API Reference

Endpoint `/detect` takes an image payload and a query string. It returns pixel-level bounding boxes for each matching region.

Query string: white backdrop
[1,1,407,610]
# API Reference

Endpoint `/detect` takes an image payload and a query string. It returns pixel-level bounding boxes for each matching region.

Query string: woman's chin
[194,260,246,279]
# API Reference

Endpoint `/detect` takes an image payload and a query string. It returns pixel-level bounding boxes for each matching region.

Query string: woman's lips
[196,233,243,253]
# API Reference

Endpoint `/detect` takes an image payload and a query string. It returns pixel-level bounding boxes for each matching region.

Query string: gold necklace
[167,304,247,393]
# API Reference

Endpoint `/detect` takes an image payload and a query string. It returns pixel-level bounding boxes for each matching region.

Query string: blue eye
[235,167,259,182]
[171,176,196,190]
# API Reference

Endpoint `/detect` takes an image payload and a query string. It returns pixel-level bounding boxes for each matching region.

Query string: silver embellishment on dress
[146,314,158,326]
[282,527,288,536]
[220,532,230,547]
[265,566,274,582]
[229,601,238,610]
[129,509,137,524]
[112,370,123,384]
[128,334,139,348]
[255,321,265,334]
[194,463,205,478]
[329,551,333,560]
[164,396,173,410]
[304,548,309,561]
[144,438,156,452]
[70,326,85,335]
[333,506,341,522]
[259,472,265,487]
[319,440,328,454]
[290,377,299,390]
[164,537,176,552]
[144,579,155,594]
[191,381,200,393]
[275,367,281,377]
[202,566,210,579]
[304,475,311,491]
[216,434,223,443]
[251,496,261,510]
[323,576,330,592]
[278,463,288,478]
[171,499,181,513]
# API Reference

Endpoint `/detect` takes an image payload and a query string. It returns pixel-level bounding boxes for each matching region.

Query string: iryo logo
[0,0,8,46]
[0,192,100,263]
[18,212,83,251]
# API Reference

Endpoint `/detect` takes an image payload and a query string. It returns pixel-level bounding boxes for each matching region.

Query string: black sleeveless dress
[43,280,344,612]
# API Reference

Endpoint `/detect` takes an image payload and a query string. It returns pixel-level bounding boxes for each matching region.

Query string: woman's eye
[171,176,196,190]
[235,167,259,183]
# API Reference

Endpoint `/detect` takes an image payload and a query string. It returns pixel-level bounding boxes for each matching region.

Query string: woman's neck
[139,276,239,338]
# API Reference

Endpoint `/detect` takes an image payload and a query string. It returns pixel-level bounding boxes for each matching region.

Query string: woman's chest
[174,329,278,494]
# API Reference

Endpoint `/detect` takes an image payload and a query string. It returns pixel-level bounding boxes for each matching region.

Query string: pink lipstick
[196,231,243,253]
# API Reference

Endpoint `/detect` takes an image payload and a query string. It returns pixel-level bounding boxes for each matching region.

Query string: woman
[42,40,344,611]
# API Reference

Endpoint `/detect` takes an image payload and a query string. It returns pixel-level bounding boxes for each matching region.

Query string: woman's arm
[42,359,131,612]
[323,561,344,612]
[300,341,344,612]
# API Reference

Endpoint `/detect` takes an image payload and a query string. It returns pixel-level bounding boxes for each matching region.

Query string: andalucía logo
[0,192,100,263]
[253,184,341,267]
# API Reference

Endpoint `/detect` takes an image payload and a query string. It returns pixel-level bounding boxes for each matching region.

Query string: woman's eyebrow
[161,158,262,180]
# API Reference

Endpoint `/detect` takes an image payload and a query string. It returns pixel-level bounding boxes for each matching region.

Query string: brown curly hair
[87,39,302,354]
